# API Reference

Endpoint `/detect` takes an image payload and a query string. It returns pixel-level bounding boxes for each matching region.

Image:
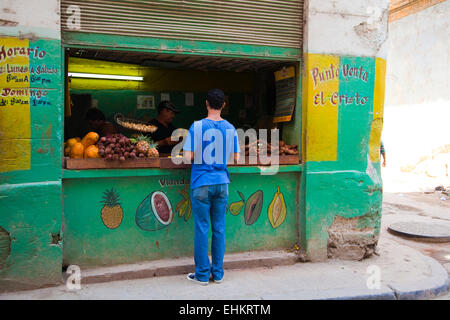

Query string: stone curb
[325,252,450,300]
[76,250,300,285]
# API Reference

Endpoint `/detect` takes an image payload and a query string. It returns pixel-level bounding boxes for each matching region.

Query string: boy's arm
[184,150,194,162]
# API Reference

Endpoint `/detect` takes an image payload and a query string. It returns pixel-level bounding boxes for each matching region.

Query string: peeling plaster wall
[383,1,450,175]
[0,0,63,291]
[301,0,389,261]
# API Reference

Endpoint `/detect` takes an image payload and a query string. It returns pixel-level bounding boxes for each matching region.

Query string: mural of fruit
[0,226,11,269]
[268,186,287,229]
[136,191,173,231]
[175,185,192,221]
[100,188,124,229]
[229,191,245,216]
[244,190,263,225]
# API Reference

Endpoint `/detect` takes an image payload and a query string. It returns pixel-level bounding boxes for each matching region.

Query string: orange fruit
[70,142,84,158]
[66,138,79,149]
[81,132,99,148]
[84,145,100,158]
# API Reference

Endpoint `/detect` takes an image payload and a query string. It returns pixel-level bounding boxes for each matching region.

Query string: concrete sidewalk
[0,236,448,300]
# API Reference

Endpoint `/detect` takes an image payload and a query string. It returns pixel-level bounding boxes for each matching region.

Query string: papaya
[84,145,100,158]
[64,145,71,157]
[81,132,99,148]
[66,138,79,149]
[268,186,287,229]
[69,142,84,158]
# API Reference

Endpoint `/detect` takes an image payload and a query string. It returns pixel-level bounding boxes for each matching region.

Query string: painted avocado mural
[136,191,173,231]
[244,190,263,225]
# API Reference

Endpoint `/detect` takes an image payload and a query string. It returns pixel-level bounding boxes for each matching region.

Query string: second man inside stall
[148,100,181,155]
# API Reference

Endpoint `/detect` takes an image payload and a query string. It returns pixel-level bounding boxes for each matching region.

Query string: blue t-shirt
[183,119,240,190]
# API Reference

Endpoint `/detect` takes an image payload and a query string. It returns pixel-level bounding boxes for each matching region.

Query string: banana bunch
[175,184,192,221]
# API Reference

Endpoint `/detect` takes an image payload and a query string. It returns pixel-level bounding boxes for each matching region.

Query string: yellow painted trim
[304,53,339,162]
[369,58,386,163]
[0,37,31,172]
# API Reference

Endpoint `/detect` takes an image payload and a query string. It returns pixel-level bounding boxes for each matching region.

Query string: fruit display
[243,140,299,156]
[115,114,157,133]
[96,133,159,160]
[132,135,159,158]
[65,132,100,159]
[81,132,99,148]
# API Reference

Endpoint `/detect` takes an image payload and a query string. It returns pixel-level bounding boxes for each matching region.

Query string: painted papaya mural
[268,186,287,229]
[136,191,173,231]
[175,184,192,221]
[100,188,124,229]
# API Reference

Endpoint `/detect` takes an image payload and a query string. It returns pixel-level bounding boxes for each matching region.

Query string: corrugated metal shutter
[61,0,303,49]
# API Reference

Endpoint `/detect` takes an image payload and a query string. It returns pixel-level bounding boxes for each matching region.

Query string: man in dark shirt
[148,101,180,154]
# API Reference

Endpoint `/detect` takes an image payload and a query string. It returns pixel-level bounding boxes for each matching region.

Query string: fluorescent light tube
[68,72,143,81]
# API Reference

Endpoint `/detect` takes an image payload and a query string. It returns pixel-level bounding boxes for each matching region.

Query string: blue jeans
[190,183,228,282]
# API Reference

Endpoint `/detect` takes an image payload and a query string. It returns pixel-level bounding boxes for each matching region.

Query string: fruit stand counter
[62,165,302,267]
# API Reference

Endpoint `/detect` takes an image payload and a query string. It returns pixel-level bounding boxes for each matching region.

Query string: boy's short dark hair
[207,88,225,110]
[85,108,106,121]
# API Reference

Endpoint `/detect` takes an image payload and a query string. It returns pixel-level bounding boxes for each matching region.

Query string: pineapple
[135,134,159,158]
[100,188,123,229]
[147,140,159,158]
[135,134,151,155]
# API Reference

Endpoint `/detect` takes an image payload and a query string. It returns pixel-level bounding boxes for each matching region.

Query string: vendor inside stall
[148,100,180,155]
[84,107,117,137]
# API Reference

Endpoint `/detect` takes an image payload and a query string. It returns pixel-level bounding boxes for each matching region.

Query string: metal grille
[61,0,303,49]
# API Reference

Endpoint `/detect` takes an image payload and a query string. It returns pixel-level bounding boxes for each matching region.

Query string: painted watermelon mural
[136,191,173,231]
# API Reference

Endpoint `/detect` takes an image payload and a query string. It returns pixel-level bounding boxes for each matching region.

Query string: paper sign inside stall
[273,66,296,123]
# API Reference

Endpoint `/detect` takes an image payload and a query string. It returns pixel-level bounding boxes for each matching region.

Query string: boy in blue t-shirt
[183,88,240,285]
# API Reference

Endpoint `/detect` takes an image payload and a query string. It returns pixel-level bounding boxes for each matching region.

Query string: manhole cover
[388,221,450,242]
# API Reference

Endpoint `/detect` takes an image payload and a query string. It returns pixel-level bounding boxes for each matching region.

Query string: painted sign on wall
[0,37,60,173]
[304,53,386,165]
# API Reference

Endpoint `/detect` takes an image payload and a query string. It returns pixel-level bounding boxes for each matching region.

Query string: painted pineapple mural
[101,188,124,229]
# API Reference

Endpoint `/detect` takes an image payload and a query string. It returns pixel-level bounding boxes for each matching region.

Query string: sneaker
[187,273,208,286]
[210,275,223,283]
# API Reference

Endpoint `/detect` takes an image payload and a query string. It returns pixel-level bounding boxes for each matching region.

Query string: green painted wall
[0,37,64,291]
[301,54,386,261]
[63,171,300,267]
